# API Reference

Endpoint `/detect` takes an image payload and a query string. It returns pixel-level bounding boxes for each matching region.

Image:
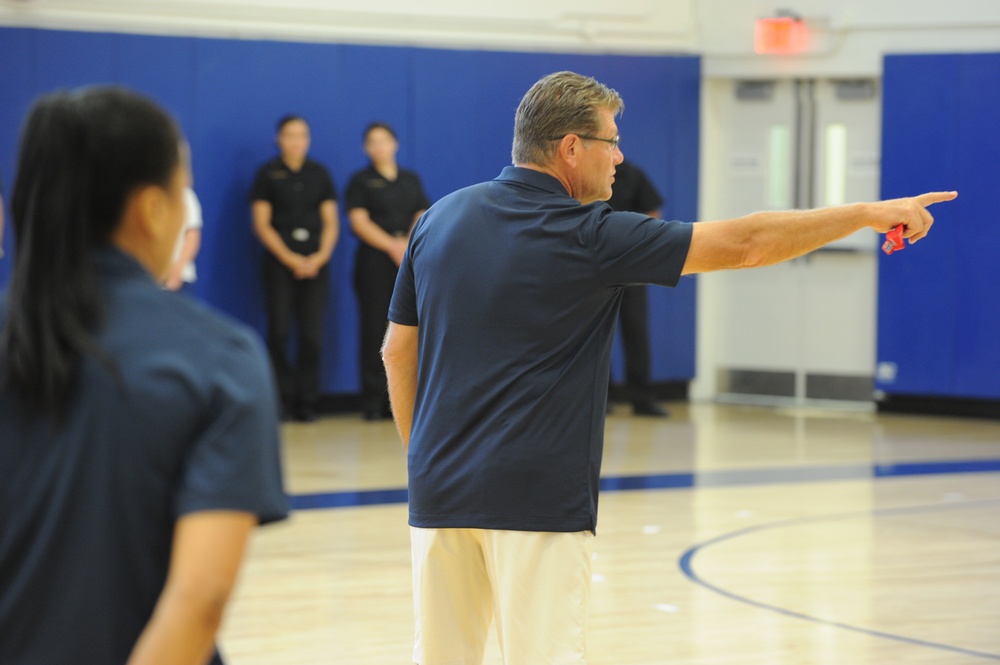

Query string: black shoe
[632,399,668,417]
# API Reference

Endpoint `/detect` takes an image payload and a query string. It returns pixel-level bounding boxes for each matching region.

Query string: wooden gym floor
[218,402,1000,664]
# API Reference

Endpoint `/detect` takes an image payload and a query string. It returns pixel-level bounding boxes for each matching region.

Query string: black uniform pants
[263,254,328,411]
[618,285,653,400]
[354,247,397,415]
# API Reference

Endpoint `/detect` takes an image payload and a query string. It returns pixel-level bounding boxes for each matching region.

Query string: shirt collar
[278,157,307,173]
[495,165,571,198]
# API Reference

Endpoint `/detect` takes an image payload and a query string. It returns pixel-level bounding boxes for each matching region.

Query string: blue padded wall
[879,53,1000,400]
[0,27,699,395]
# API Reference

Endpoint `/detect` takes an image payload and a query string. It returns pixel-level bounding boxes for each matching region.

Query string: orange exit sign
[754,17,809,54]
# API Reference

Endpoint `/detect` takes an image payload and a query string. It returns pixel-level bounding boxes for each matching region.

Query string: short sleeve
[174,329,289,525]
[345,171,369,210]
[590,210,692,288]
[388,237,419,326]
[249,164,273,203]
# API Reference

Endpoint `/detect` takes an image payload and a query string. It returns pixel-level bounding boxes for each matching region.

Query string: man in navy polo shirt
[383,71,955,664]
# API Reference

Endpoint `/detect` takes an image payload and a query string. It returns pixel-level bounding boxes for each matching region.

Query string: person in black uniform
[608,159,669,416]
[347,122,430,420]
[251,115,339,422]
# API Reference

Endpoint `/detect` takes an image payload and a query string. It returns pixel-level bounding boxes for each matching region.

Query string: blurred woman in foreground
[0,87,288,665]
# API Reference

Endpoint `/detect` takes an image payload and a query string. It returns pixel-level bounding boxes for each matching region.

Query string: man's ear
[557,134,581,168]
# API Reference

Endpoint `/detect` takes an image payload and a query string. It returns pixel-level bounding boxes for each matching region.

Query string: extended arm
[682,192,957,275]
[126,511,257,665]
[382,322,419,449]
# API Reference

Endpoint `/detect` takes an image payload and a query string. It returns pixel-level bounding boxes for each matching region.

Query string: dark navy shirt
[388,166,692,533]
[250,157,337,254]
[0,247,288,665]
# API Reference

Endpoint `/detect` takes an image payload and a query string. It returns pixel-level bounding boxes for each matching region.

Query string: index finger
[915,191,958,207]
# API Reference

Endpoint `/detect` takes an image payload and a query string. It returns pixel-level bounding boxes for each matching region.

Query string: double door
[697,78,881,405]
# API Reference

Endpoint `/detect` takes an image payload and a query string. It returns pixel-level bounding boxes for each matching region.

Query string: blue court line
[290,487,408,511]
[678,499,1000,661]
[289,458,1000,511]
[874,458,1000,477]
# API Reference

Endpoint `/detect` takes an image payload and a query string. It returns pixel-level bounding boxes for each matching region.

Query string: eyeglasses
[548,133,620,150]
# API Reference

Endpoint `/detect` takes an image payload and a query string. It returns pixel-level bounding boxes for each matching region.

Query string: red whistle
[882,224,905,255]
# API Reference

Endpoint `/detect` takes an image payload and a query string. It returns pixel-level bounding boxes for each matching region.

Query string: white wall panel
[698,0,1000,78]
[3,0,999,66]
[0,0,697,53]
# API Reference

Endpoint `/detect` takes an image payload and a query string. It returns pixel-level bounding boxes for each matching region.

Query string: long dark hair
[0,86,181,415]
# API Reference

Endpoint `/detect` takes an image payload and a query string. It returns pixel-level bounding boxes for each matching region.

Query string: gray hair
[511,71,623,165]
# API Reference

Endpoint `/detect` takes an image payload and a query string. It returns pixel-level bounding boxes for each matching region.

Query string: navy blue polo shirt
[388,166,692,533]
[0,247,288,665]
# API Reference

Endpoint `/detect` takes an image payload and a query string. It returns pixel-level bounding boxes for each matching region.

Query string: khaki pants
[410,527,594,665]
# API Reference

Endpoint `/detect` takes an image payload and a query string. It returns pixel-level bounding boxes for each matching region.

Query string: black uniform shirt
[346,165,431,237]
[250,157,337,254]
